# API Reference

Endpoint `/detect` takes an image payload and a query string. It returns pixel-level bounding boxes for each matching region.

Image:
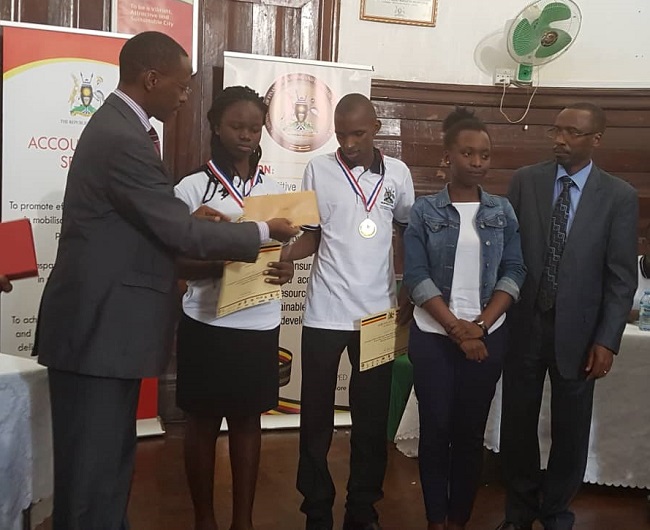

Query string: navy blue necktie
[538,176,573,312]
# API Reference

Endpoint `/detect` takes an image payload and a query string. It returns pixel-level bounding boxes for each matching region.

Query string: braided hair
[201,86,268,203]
[208,85,267,176]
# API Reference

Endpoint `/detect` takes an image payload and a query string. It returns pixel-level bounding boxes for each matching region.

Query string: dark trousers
[501,310,595,530]
[48,368,141,530]
[297,327,393,528]
[409,323,506,525]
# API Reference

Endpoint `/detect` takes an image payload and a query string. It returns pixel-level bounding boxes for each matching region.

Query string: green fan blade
[537,2,572,26]
[512,19,539,56]
[535,29,572,58]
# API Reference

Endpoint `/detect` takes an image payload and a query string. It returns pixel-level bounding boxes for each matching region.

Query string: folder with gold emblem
[359,308,409,371]
[216,243,283,317]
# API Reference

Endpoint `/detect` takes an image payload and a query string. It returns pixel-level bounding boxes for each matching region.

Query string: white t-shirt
[633,255,650,311]
[174,167,284,330]
[302,152,415,330]
[414,202,505,335]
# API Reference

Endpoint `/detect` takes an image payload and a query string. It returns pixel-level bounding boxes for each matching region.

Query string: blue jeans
[409,322,506,525]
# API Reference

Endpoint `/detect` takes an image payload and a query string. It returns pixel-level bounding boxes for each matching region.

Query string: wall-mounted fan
[507,0,582,84]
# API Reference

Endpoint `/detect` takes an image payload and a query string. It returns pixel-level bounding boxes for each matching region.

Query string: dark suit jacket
[507,161,638,379]
[34,94,260,379]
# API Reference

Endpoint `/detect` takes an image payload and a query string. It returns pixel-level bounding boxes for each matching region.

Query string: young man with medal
[282,93,415,530]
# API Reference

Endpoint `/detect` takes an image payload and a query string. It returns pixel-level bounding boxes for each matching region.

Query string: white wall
[338,0,650,87]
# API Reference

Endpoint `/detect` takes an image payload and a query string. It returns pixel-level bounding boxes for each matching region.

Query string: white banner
[223,52,373,419]
[0,23,165,436]
[0,24,130,356]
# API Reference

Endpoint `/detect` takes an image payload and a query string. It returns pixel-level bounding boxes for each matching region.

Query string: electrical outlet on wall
[494,67,514,86]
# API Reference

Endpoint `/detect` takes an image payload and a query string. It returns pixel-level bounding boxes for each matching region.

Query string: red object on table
[137,377,158,419]
[0,218,38,279]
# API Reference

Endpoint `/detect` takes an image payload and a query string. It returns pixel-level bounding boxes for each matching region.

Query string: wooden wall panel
[371,81,650,237]
[18,0,48,24]
[0,0,13,21]
[78,0,111,31]
[0,0,107,28]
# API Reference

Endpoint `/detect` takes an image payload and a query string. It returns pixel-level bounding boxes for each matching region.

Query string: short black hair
[442,106,489,148]
[565,102,607,133]
[335,93,377,120]
[119,31,188,84]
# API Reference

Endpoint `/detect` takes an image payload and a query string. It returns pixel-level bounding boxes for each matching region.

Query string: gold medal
[359,218,377,239]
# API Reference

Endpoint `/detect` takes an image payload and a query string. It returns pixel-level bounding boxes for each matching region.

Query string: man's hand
[267,218,299,242]
[460,339,488,362]
[447,319,484,344]
[0,275,12,293]
[264,261,294,285]
[397,299,414,326]
[192,205,231,222]
[585,343,614,380]
[396,285,413,326]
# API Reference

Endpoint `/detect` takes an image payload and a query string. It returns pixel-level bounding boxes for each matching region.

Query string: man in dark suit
[34,32,297,530]
[497,103,638,530]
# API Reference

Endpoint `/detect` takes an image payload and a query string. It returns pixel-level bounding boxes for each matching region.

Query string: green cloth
[387,353,413,441]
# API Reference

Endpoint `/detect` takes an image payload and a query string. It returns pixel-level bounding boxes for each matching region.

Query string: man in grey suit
[497,103,638,530]
[34,32,297,530]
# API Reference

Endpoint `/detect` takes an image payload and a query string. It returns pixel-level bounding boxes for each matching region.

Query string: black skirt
[176,313,279,417]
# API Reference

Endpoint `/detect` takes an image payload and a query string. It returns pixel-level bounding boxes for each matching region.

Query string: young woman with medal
[282,93,414,530]
[402,108,526,530]
[174,86,294,530]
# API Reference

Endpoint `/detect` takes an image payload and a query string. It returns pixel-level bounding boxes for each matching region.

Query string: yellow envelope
[243,190,320,226]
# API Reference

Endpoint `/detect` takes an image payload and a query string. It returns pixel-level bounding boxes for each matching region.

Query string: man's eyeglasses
[153,69,192,94]
[546,126,599,139]
[174,81,192,95]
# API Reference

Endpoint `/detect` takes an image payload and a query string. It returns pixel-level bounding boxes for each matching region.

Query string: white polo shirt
[302,151,415,330]
[174,166,284,330]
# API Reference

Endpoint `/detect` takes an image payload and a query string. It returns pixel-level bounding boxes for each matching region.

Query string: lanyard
[334,149,384,214]
[206,160,261,208]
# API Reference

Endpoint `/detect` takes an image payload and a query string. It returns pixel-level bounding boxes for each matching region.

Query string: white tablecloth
[394,324,650,488]
[0,353,53,530]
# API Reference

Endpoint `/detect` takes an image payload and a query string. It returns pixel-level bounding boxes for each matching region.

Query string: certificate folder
[0,218,38,279]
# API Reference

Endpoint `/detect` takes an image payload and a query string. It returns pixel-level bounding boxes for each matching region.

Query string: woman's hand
[460,338,488,362]
[264,261,294,285]
[447,319,483,343]
[397,299,414,326]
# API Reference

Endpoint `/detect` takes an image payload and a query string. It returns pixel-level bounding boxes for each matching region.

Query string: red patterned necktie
[148,127,161,156]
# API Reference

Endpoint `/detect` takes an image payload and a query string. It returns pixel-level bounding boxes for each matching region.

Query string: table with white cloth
[0,353,53,530]
[394,324,650,488]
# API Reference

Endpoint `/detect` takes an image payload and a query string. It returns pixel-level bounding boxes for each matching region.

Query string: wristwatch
[473,319,489,339]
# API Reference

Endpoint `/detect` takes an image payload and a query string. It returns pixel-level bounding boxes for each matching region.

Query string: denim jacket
[403,185,526,309]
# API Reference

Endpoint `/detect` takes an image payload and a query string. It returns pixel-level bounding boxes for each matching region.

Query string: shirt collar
[338,148,384,176]
[435,184,497,208]
[556,160,593,191]
[113,89,152,132]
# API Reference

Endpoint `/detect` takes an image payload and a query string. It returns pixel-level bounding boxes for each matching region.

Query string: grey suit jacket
[507,160,638,379]
[34,94,261,379]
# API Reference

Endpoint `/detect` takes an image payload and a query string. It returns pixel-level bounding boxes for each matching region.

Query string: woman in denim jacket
[402,108,526,530]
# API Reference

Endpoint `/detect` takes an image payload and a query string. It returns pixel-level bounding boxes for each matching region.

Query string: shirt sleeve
[300,161,320,232]
[392,164,415,227]
[174,172,205,213]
